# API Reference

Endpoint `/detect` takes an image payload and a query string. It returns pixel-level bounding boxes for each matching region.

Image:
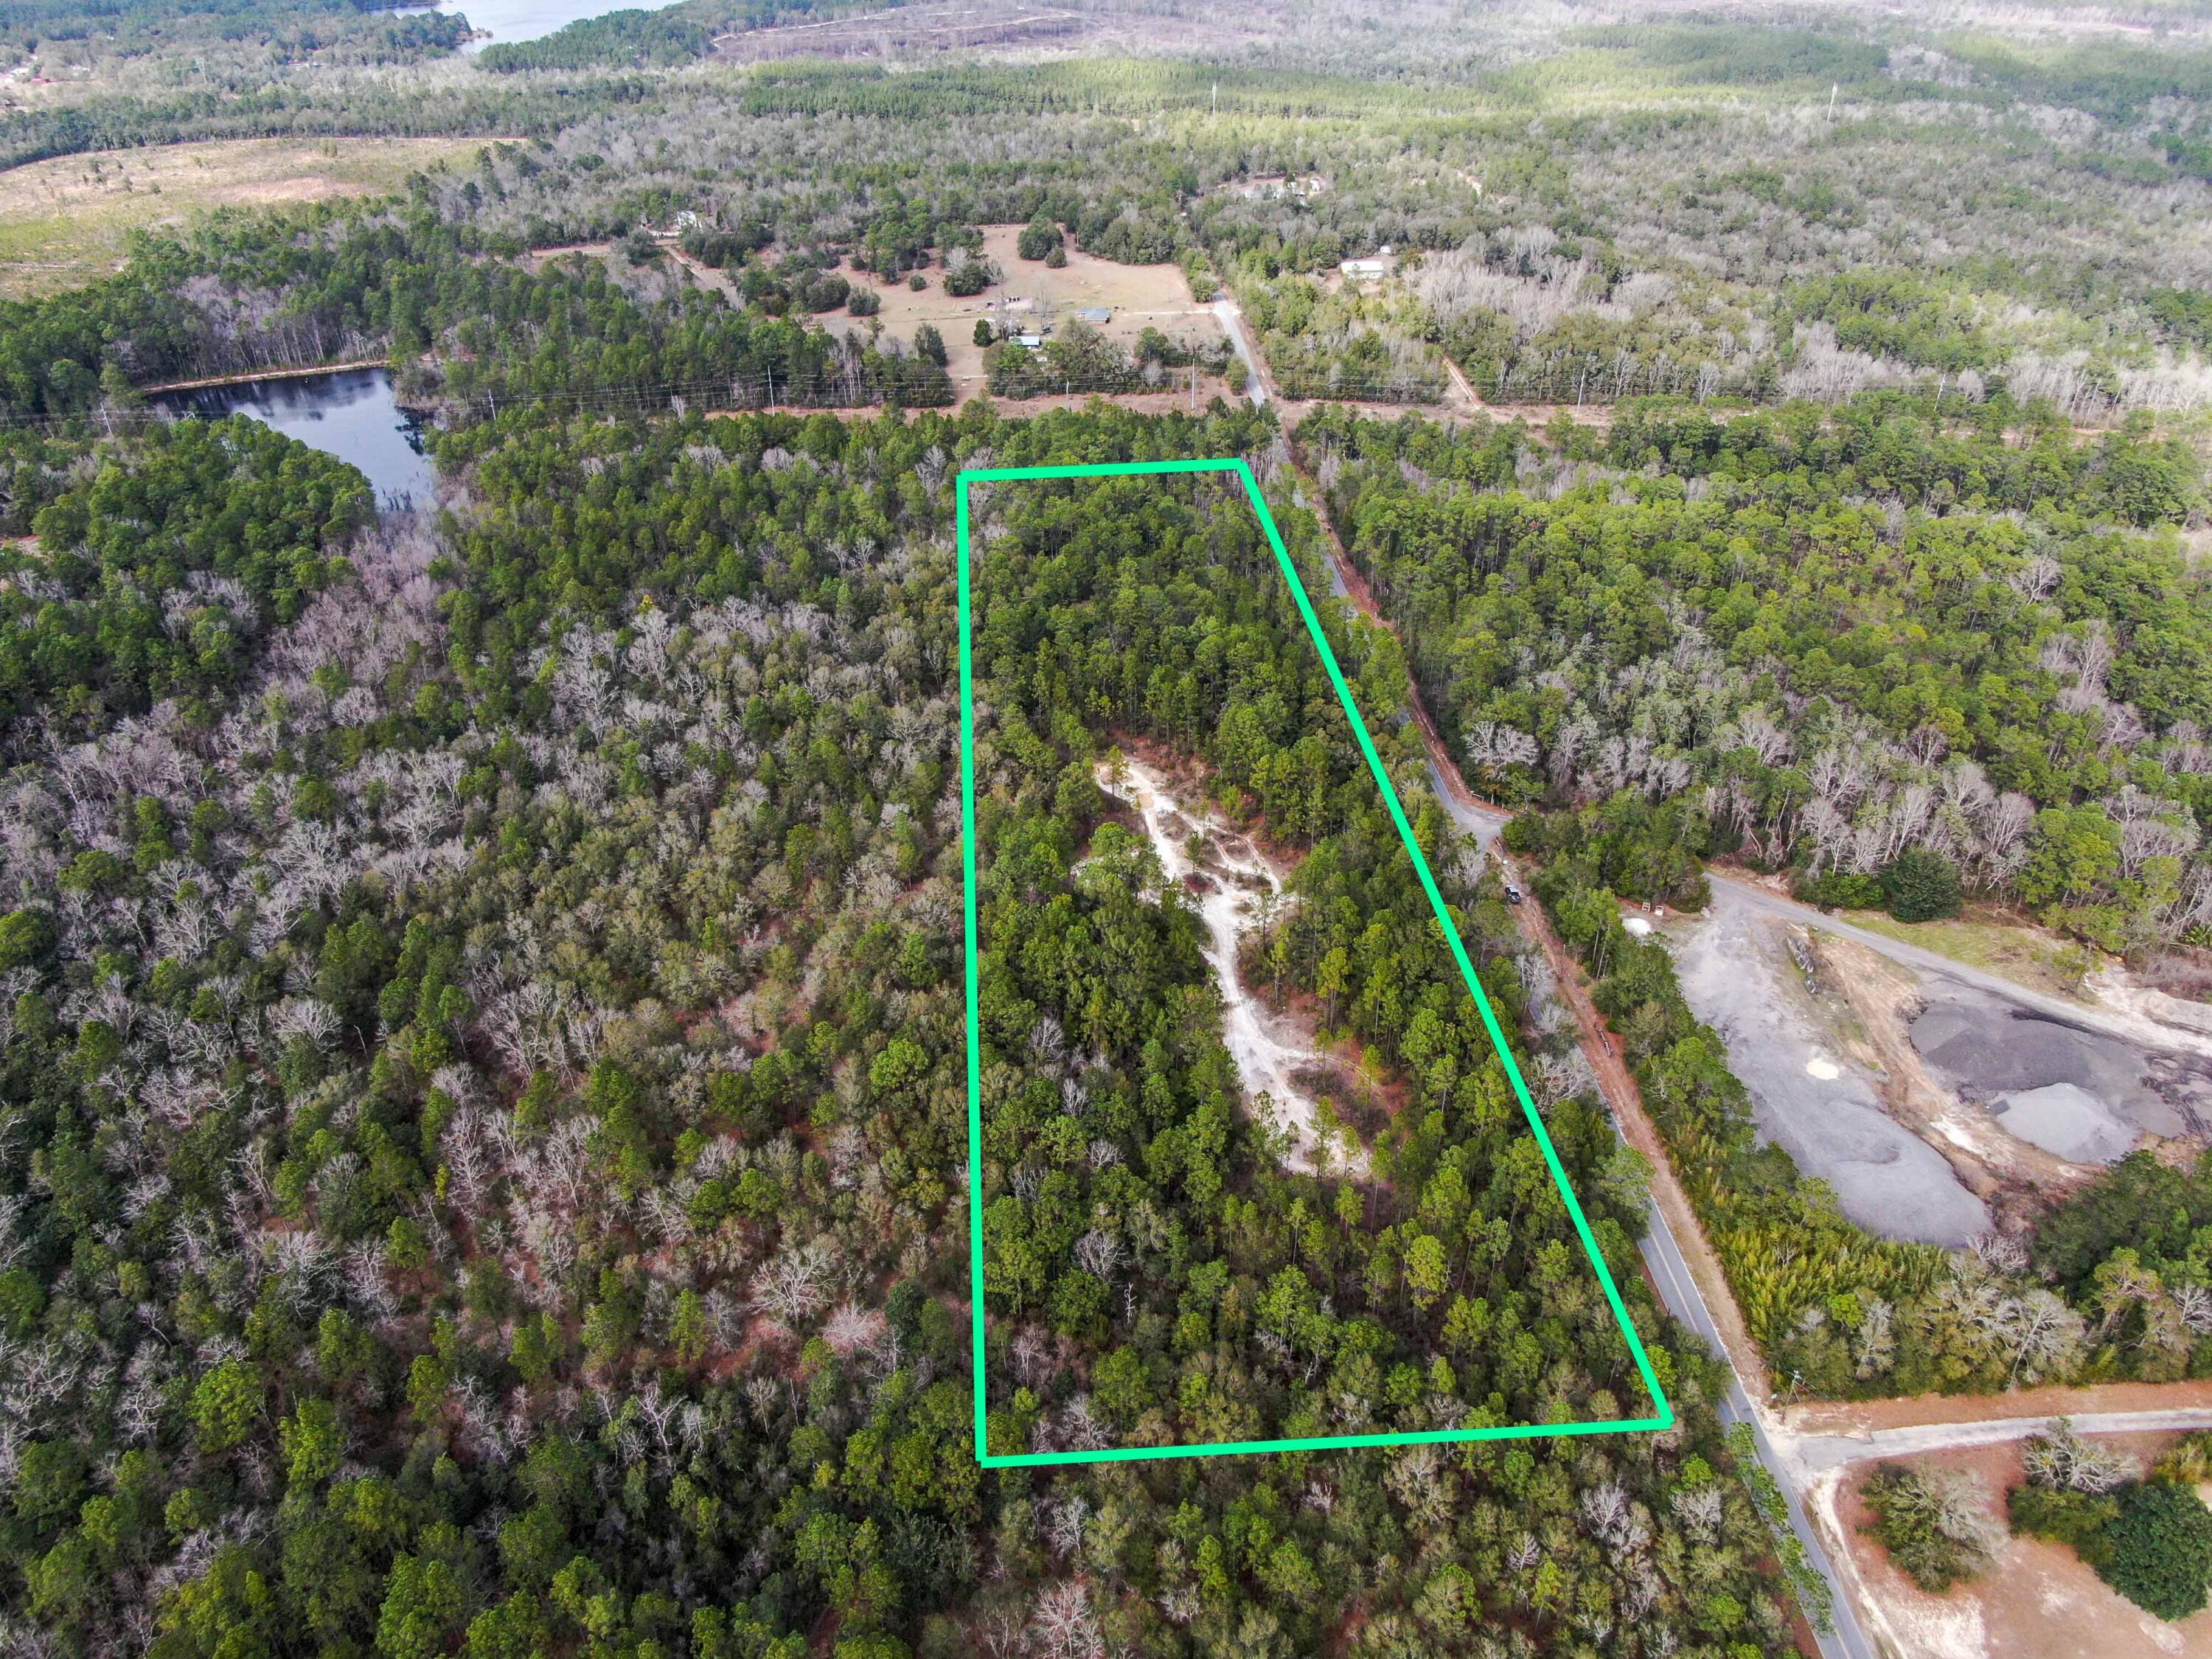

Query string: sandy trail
[1282,439,1778,1396]
[1096,755,1356,1174]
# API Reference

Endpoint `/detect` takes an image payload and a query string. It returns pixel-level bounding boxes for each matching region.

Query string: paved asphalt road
[1408,735,1879,1655]
[1300,527,1881,1657]
[1635,1194,1879,1659]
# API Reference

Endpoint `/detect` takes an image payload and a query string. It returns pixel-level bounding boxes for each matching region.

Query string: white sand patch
[1098,756,1359,1174]
[1806,1054,1841,1081]
[1804,1470,1991,1659]
[2088,968,2212,1048]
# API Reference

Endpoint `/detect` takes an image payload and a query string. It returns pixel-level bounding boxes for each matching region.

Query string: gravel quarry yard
[1671,898,1993,1245]
[1673,885,2212,1245]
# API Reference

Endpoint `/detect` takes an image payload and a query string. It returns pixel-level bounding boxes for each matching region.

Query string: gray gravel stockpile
[1911,983,2199,1144]
[1989,1083,2135,1164]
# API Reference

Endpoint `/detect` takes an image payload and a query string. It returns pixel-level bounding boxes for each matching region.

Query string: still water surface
[154,369,435,512]
[427,0,690,47]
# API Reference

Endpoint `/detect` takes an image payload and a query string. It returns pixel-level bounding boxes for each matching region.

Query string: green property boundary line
[959,456,1674,1467]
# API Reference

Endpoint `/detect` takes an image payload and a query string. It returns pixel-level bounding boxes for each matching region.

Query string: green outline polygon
[959,457,1673,1467]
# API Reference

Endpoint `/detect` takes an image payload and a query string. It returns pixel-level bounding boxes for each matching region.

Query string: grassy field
[0,137,493,297]
[1839,906,2095,999]
[863,224,1224,394]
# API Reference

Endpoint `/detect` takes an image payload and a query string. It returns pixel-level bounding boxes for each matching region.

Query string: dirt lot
[856,226,1231,400]
[1820,1432,2212,1659]
[1818,934,2102,1228]
[1673,883,2211,1244]
[0,137,491,296]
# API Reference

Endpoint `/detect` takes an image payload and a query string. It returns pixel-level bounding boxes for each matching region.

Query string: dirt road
[1784,1378,2212,1440]
[1790,1408,2212,1478]
[1286,440,1777,1396]
[138,358,390,395]
[1214,296,1273,407]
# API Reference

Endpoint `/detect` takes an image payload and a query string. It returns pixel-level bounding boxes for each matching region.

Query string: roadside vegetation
[7,2,2212,1651]
[1308,388,2212,1397]
[1309,397,2211,960]
[1506,793,2212,1396]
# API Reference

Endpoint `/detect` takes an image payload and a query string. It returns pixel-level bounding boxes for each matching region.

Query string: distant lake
[155,369,435,512]
[431,0,689,47]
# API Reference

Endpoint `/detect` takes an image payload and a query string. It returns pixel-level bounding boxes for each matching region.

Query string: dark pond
[153,368,434,512]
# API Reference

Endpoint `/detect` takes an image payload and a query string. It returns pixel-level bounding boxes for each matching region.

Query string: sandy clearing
[1096,753,1363,1176]
[1818,1433,2212,1659]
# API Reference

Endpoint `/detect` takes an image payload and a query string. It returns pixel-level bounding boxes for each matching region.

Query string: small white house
[1339,246,1395,281]
[1014,333,1046,349]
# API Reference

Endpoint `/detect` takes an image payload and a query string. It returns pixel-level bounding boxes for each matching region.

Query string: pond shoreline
[138,358,393,397]
[153,366,435,509]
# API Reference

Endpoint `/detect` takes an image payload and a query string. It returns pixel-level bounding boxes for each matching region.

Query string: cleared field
[857,225,1228,398]
[716,3,1087,60]
[0,137,493,296]
[712,1,1259,64]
